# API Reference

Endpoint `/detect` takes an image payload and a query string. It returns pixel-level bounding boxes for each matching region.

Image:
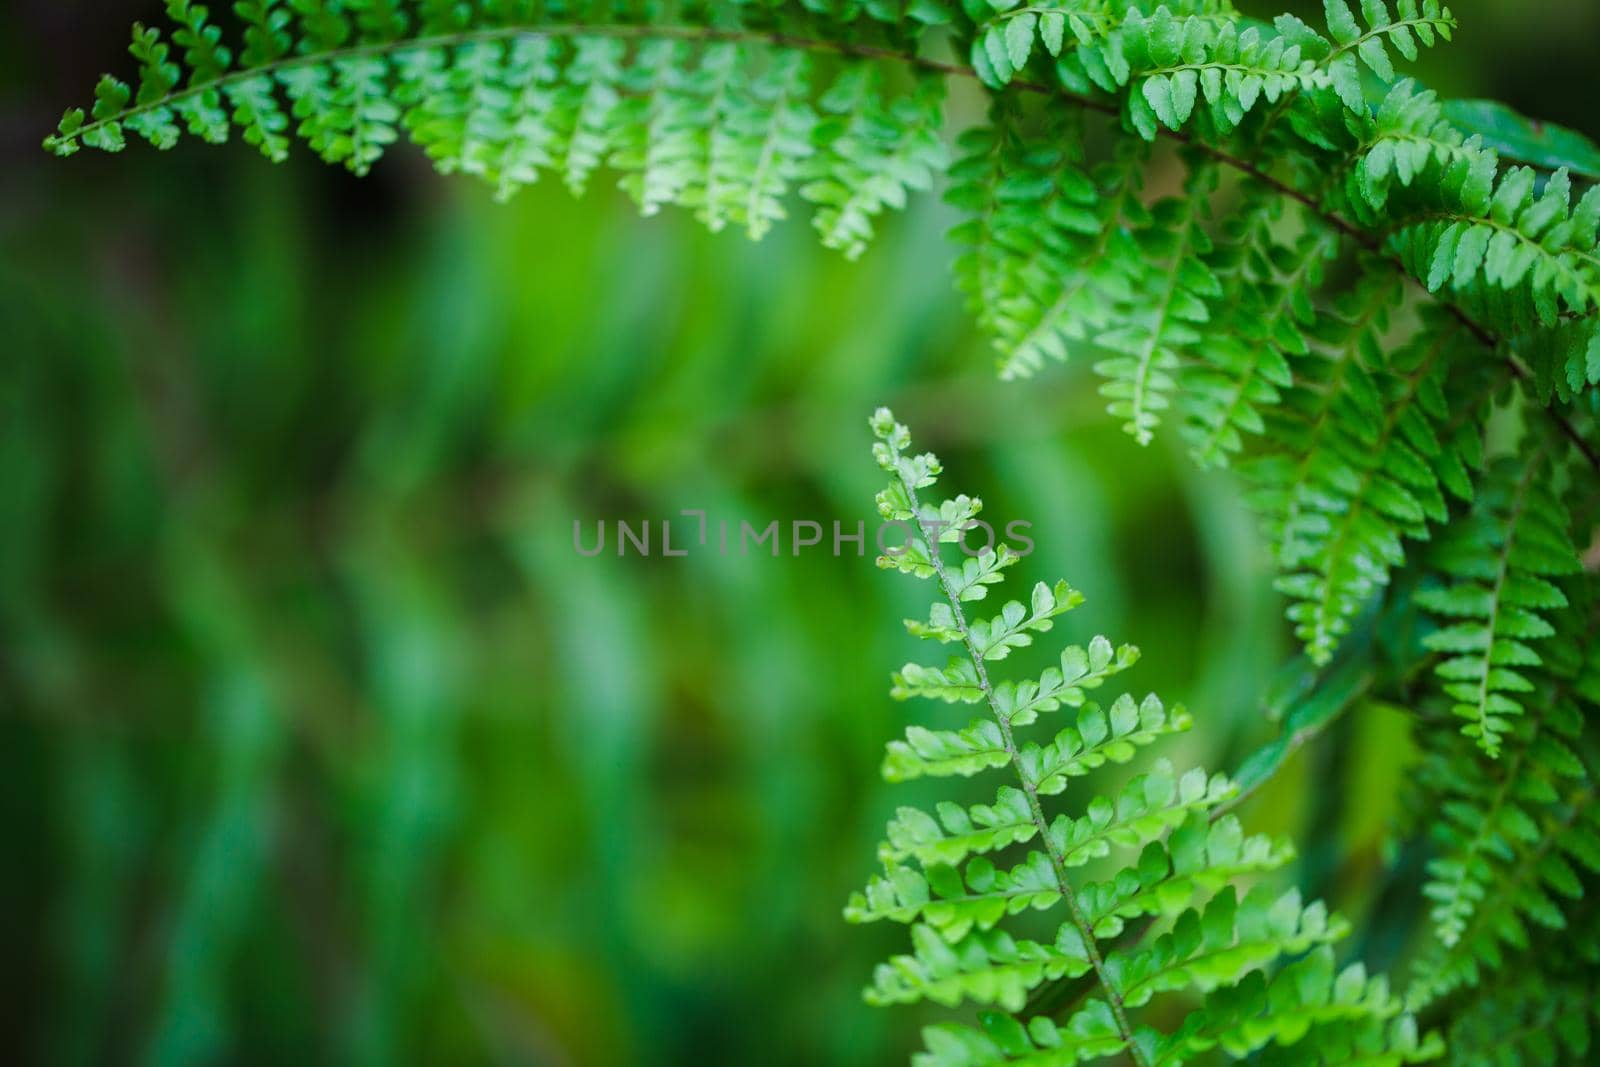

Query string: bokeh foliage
[0,97,1282,1067]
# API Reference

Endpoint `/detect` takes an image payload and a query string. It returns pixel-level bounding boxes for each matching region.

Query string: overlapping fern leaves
[1401,561,1600,1013]
[852,410,1438,1067]
[47,2,1600,1062]
[49,0,956,254]
[1438,886,1600,1067]
[47,2,1600,672]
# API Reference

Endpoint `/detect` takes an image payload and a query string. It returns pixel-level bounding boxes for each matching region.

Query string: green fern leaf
[1416,452,1581,755]
[855,409,1428,1067]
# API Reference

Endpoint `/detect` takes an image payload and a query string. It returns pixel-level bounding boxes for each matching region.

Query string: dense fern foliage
[48,0,1600,669]
[853,410,1440,1066]
[48,1,1600,1062]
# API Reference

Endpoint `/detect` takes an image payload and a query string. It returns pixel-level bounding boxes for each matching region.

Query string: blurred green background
[2,3,1597,1065]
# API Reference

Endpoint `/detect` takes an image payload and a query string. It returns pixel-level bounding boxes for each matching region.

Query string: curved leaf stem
[884,439,1148,1064]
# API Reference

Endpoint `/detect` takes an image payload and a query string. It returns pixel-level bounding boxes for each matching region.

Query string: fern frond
[1180,195,1340,467]
[1445,959,1600,1065]
[1388,161,1600,334]
[1405,777,1600,1006]
[805,67,948,257]
[43,3,954,249]
[1240,277,1487,664]
[1278,322,1490,664]
[1312,0,1456,114]
[1405,574,1600,1012]
[948,109,1148,381]
[1416,451,1582,755]
[1093,162,1221,444]
[1341,79,1476,214]
[53,2,1599,465]
[855,409,1428,1066]
[979,4,1321,140]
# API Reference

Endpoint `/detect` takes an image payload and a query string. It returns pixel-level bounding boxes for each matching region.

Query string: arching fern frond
[45,1,954,237]
[50,1,1599,510]
[854,409,1431,1066]
[1342,79,1474,215]
[979,3,1324,141]
[1390,162,1600,332]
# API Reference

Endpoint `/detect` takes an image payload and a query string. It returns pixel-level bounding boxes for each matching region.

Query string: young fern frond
[1342,80,1479,216]
[853,410,1433,1066]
